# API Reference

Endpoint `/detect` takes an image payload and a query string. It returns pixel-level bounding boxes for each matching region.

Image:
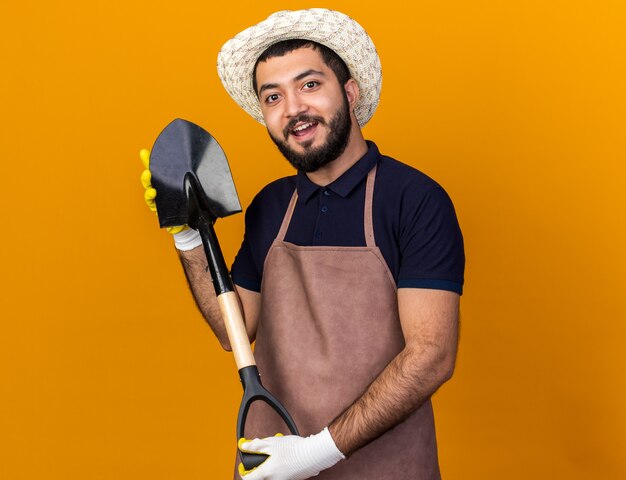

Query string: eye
[303,81,319,89]
[265,93,280,104]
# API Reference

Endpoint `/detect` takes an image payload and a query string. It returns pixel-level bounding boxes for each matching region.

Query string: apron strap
[276,190,298,242]
[364,164,377,248]
[276,164,378,245]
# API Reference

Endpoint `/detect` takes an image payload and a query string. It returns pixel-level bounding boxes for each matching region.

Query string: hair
[252,39,351,96]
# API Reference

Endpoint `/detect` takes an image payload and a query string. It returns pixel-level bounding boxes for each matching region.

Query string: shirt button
[320,205,328,213]
[323,190,331,196]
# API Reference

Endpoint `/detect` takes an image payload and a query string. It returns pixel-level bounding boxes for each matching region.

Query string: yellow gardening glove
[140,148,187,234]
[237,429,344,480]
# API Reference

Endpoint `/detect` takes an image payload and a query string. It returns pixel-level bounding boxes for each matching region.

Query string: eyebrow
[258,69,326,96]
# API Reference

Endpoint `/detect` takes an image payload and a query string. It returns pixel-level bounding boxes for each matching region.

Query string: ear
[343,78,360,111]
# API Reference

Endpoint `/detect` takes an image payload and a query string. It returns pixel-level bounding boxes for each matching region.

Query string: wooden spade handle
[217,291,256,370]
[195,218,256,370]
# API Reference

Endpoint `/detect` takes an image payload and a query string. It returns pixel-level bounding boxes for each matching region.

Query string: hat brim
[217,9,382,127]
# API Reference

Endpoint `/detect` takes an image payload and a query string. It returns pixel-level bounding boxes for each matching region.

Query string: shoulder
[248,175,296,209]
[375,153,454,212]
[245,175,297,229]
[376,153,443,191]
[374,154,464,292]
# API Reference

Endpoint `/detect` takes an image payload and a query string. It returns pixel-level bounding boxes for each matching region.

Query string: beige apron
[240,165,441,479]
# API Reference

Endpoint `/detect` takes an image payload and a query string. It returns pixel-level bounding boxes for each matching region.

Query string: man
[142,8,464,480]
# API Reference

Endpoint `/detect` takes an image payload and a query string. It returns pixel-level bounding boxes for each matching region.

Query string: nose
[283,92,307,118]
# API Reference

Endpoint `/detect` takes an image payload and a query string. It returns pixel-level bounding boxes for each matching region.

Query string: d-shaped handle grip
[237,366,299,471]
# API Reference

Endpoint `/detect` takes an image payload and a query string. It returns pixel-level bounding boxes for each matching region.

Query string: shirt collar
[296,141,380,203]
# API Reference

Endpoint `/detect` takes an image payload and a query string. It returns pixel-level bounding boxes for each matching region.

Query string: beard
[268,93,352,173]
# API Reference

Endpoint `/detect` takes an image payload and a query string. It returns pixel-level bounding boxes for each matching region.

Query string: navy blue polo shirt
[231,142,465,294]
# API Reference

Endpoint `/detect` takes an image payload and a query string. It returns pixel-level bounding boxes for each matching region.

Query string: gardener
[142,8,464,480]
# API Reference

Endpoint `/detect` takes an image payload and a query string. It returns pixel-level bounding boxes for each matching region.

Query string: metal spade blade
[149,118,241,228]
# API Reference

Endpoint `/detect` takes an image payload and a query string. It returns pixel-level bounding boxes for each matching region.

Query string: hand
[238,428,344,480]
[140,148,186,234]
[140,149,202,250]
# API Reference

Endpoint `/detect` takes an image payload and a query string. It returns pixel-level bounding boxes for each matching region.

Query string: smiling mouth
[283,115,325,141]
[291,121,318,137]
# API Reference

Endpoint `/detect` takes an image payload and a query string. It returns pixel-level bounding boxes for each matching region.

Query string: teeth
[293,122,313,132]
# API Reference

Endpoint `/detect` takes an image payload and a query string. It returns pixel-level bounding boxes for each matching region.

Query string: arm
[140,148,261,350]
[178,245,261,350]
[329,288,459,455]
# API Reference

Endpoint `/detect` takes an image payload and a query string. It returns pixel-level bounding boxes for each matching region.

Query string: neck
[305,120,368,186]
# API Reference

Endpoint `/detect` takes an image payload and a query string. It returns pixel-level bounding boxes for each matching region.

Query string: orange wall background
[1,1,625,478]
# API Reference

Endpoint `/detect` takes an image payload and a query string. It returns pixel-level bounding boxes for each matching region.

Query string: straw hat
[217,9,382,127]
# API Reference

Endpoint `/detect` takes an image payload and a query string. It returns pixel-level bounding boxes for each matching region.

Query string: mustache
[283,114,326,140]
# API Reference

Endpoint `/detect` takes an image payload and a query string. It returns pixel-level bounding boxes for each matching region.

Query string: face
[255,47,355,172]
